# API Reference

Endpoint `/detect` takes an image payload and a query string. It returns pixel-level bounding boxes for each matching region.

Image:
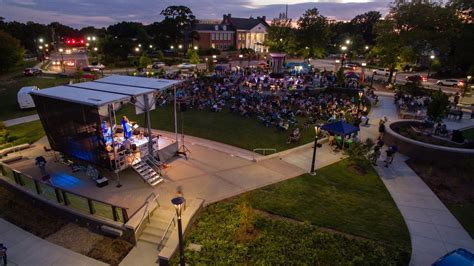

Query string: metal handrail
[0,161,129,210]
[135,193,160,233]
[158,213,176,250]
[253,148,277,158]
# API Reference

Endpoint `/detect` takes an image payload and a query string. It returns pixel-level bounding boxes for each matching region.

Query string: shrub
[345,139,373,174]
[427,90,450,122]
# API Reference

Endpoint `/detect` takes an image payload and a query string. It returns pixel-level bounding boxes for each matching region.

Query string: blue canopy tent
[321,121,359,149]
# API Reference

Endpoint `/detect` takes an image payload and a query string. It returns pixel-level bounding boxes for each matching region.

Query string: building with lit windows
[192,14,269,52]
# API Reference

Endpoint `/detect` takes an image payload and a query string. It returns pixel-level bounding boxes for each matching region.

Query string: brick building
[192,14,269,52]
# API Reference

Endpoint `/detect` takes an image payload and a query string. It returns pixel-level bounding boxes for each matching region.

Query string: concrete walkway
[3,114,39,127]
[0,218,106,266]
[361,93,474,265]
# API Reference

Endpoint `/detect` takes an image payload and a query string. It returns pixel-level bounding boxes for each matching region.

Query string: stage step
[131,161,163,187]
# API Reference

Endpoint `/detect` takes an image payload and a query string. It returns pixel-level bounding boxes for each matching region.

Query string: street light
[94,47,98,51]
[427,55,436,77]
[365,46,369,50]
[345,39,351,45]
[135,47,140,52]
[171,196,186,266]
[39,38,44,43]
[341,46,347,51]
[358,89,364,114]
[310,124,321,175]
[212,55,217,59]
[58,48,65,73]
[38,46,43,49]
[149,44,153,48]
[178,44,183,49]
[92,36,96,41]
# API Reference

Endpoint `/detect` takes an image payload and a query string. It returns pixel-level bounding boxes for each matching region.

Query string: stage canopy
[29,75,182,169]
[30,75,181,108]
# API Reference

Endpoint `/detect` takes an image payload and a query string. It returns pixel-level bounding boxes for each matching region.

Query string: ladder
[132,159,164,187]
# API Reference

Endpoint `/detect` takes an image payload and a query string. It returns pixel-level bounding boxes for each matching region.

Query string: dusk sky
[1,0,392,28]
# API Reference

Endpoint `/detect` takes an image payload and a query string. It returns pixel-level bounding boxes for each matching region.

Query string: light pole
[239,54,243,66]
[172,196,186,266]
[361,62,367,83]
[341,45,348,67]
[358,89,364,114]
[427,54,435,78]
[58,48,65,73]
[310,124,321,175]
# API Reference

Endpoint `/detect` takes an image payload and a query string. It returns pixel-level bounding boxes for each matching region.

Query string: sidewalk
[0,218,106,266]
[362,93,474,265]
[3,114,39,127]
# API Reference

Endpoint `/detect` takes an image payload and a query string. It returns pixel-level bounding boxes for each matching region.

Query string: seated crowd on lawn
[158,68,368,143]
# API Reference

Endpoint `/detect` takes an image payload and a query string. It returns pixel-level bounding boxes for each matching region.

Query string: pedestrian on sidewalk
[378,120,386,138]
[371,145,381,166]
[384,145,397,167]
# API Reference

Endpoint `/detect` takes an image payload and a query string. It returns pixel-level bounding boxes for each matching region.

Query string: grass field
[462,127,474,142]
[177,159,411,265]
[0,120,45,150]
[119,104,316,153]
[0,70,70,120]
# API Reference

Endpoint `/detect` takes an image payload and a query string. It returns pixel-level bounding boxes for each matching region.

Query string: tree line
[1,0,473,76]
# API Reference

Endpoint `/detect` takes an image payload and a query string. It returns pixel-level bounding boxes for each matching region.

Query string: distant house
[192,14,269,52]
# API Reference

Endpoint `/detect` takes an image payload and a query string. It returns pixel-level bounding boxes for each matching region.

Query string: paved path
[361,93,474,265]
[3,114,39,127]
[0,218,106,266]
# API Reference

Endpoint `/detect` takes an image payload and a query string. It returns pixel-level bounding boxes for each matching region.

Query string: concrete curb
[253,137,329,162]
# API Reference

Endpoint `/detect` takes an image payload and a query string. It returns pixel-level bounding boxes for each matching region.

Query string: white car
[373,68,393,76]
[152,62,166,69]
[177,63,196,69]
[436,79,459,87]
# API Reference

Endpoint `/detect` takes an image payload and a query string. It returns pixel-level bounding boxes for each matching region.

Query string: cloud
[0,0,392,28]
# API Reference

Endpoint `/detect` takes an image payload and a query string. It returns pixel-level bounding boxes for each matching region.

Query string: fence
[0,162,129,224]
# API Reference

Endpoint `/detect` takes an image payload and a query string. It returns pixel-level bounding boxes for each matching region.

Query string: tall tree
[0,31,25,71]
[296,8,329,58]
[160,6,196,46]
[350,11,381,45]
[266,13,296,53]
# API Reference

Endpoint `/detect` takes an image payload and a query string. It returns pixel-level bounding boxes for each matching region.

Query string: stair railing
[135,192,160,234]
[157,213,177,250]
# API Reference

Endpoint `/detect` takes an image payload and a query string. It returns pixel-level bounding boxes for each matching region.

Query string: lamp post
[427,54,435,78]
[340,45,348,67]
[171,196,186,266]
[239,54,243,66]
[58,48,65,73]
[358,89,364,114]
[310,125,321,175]
[361,62,367,83]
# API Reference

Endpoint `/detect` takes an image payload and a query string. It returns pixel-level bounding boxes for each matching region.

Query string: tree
[350,11,382,45]
[427,90,450,122]
[139,55,152,68]
[266,13,296,53]
[296,8,329,58]
[240,48,255,66]
[0,31,24,71]
[372,20,401,83]
[187,48,200,64]
[160,6,196,46]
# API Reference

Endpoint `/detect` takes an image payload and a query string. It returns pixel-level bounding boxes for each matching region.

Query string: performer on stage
[122,116,132,139]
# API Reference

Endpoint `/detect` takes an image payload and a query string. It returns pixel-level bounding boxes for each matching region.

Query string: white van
[17,86,39,109]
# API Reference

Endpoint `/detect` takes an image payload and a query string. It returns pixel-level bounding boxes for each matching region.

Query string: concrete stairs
[139,207,176,248]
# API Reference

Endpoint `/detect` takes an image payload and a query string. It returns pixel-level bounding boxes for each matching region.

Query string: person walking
[371,145,381,166]
[378,121,386,138]
[384,145,397,167]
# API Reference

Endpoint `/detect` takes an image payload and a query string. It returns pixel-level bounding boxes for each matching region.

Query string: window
[211,33,215,40]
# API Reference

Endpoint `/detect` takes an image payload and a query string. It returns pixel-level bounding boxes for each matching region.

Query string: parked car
[151,62,165,69]
[436,79,459,87]
[372,68,392,76]
[17,86,39,109]
[176,63,196,69]
[432,248,474,266]
[344,63,358,69]
[23,68,42,76]
[406,75,427,82]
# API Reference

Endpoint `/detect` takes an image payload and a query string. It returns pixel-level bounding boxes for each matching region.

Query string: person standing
[378,121,386,138]
[384,145,397,167]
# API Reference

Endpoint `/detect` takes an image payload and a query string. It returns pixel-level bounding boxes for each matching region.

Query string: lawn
[175,159,411,265]
[0,74,70,121]
[462,127,474,142]
[0,120,45,150]
[119,104,316,153]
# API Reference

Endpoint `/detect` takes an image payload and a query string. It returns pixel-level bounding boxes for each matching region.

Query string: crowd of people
[158,67,369,144]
